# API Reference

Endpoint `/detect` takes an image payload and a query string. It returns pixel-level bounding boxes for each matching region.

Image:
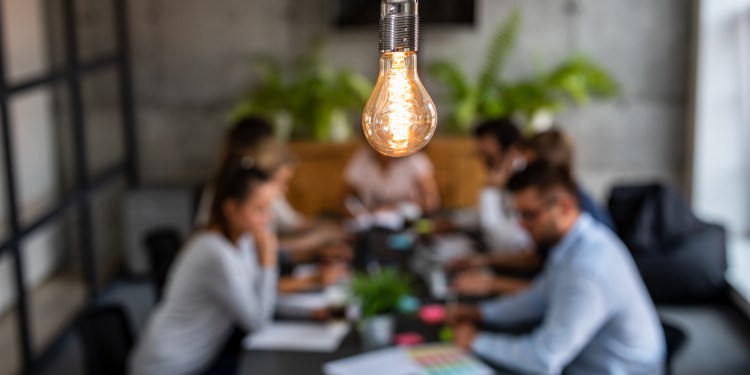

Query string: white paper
[291,264,320,278]
[243,322,350,352]
[432,234,475,263]
[323,347,422,375]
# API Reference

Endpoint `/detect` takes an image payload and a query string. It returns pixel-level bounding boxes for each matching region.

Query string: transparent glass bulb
[362,51,437,157]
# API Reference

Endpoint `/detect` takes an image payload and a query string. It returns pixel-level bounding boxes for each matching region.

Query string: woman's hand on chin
[254,228,279,268]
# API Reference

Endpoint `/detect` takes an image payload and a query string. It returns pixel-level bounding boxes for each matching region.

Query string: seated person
[271,155,352,265]
[197,117,350,294]
[344,147,440,216]
[470,119,532,254]
[448,161,666,375]
[271,157,352,294]
[450,127,616,296]
[447,119,536,296]
[129,158,279,375]
[521,128,615,230]
[194,117,280,227]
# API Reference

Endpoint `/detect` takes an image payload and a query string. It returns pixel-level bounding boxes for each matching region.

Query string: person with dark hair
[449,127,618,296]
[471,118,532,254]
[130,158,279,375]
[195,116,278,226]
[448,160,666,375]
[224,117,275,156]
[521,128,615,230]
[472,118,523,166]
[196,117,351,294]
[446,119,535,296]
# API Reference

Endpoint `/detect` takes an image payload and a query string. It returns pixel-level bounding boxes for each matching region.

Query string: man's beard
[536,241,554,261]
[535,231,562,261]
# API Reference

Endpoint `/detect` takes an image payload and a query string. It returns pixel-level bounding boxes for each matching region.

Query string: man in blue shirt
[519,128,616,231]
[449,161,665,374]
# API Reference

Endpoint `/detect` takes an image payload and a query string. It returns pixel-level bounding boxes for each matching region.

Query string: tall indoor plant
[429,9,620,134]
[230,42,372,141]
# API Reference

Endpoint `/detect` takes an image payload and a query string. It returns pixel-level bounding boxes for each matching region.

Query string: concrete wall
[130,0,291,184]
[130,0,691,202]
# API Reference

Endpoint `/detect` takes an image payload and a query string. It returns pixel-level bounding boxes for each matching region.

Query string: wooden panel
[286,141,359,216]
[286,137,485,216]
[423,138,486,209]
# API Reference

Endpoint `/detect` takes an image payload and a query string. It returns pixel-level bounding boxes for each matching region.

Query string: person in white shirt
[445,119,536,297]
[269,159,352,294]
[473,119,532,254]
[344,147,440,215]
[129,157,279,375]
[270,159,351,264]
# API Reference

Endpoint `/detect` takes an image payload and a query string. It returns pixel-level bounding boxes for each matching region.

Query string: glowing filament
[385,52,414,149]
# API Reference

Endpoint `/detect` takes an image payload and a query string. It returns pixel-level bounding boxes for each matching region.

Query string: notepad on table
[323,344,495,375]
[243,322,350,352]
[323,347,423,375]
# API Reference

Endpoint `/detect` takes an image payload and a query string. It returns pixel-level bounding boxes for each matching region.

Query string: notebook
[323,344,495,375]
[243,322,350,352]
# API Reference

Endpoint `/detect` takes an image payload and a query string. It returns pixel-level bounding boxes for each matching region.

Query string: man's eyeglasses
[515,196,558,222]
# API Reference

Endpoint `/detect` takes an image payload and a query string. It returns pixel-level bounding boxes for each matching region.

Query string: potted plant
[229,41,373,142]
[350,268,412,349]
[429,9,620,134]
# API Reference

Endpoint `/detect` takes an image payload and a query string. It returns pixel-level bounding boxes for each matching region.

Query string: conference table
[237,228,518,374]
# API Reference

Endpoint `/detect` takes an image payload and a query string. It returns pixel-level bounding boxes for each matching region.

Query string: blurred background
[0,0,748,374]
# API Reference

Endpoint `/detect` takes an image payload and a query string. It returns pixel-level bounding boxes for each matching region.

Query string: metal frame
[0,0,138,373]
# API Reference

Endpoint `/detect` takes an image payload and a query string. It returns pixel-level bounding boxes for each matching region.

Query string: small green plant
[351,268,412,319]
[230,41,372,141]
[429,8,619,134]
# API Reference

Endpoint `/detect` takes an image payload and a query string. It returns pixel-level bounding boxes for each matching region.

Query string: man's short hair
[508,160,578,201]
[473,118,522,151]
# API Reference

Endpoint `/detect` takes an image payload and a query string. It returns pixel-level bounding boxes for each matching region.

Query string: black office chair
[662,320,688,375]
[75,304,134,375]
[144,227,182,302]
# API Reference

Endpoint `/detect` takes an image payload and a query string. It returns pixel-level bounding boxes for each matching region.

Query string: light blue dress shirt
[472,213,665,375]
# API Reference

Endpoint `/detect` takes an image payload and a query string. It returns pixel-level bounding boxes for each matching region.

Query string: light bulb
[362,0,437,157]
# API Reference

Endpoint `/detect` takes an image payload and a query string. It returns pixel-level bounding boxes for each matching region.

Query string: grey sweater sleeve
[206,249,278,332]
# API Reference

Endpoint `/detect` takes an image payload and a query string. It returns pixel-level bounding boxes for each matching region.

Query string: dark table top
[238,315,516,374]
[239,228,516,374]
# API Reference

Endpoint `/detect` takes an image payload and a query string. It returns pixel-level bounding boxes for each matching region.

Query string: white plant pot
[359,315,394,349]
[329,109,352,142]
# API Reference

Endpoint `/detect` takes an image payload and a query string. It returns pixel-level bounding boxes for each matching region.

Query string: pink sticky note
[395,332,424,346]
[419,304,446,324]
